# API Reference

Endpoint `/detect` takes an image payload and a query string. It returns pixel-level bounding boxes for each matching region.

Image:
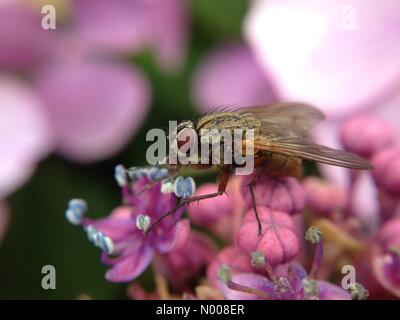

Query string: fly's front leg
[146,167,231,234]
[248,183,263,236]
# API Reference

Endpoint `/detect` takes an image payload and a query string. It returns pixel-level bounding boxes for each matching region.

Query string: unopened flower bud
[372,147,400,197]
[241,175,305,216]
[340,116,394,158]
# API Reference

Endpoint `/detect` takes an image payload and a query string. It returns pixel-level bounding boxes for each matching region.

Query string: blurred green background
[0,0,248,299]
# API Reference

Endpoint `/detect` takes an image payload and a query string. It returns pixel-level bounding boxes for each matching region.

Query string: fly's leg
[136,171,179,196]
[249,183,263,236]
[146,167,231,234]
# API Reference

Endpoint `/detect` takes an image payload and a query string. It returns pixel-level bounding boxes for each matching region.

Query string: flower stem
[309,240,323,279]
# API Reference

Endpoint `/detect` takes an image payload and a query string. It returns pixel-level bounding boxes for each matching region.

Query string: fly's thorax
[196,112,262,132]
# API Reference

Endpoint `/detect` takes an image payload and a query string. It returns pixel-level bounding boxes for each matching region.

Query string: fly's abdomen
[262,152,302,177]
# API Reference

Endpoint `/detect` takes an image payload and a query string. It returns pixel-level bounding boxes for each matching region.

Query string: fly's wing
[239,103,325,137]
[198,103,373,170]
[196,103,324,136]
[253,135,373,170]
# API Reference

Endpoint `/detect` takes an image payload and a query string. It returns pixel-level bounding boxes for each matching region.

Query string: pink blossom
[0,76,52,198]
[35,60,150,162]
[80,176,190,282]
[191,43,276,112]
[72,0,189,72]
[237,207,299,266]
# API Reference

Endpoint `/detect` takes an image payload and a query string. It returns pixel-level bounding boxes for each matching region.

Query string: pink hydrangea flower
[191,43,276,112]
[72,175,190,282]
[0,1,154,196]
[237,207,299,266]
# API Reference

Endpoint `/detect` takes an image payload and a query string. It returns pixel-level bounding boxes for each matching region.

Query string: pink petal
[84,207,137,242]
[191,43,277,112]
[155,218,190,254]
[221,273,274,300]
[72,0,188,72]
[371,246,400,298]
[153,232,217,285]
[35,60,150,162]
[105,243,153,282]
[147,0,189,72]
[72,0,150,53]
[245,0,400,117]
[0,2,55,71]
[317,281,352,300]
[0,76,53,197]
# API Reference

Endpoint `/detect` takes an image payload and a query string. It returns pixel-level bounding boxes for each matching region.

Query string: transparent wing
[253,135,373,170]
[238,102,325,137]
[197,103,324,135]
